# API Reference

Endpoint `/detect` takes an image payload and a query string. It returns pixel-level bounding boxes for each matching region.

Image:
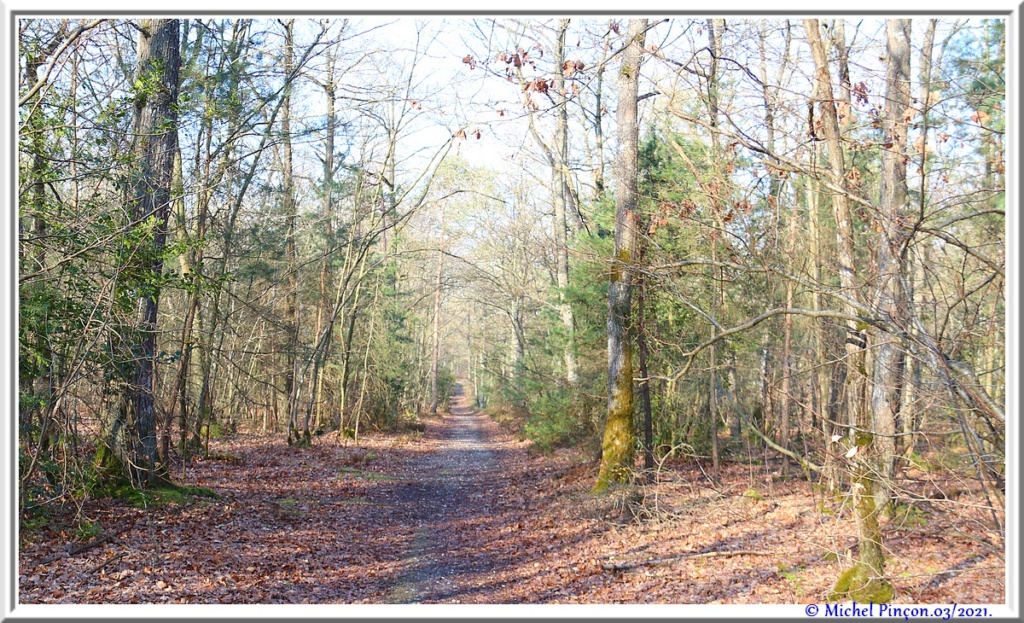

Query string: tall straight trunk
[805,18,892,603]
[308,50,338,429]
[595,18,646,493]
[779,197,797,478]
[337,275,365,432]
[870,19,912,516]
[590,35,610,199]
[552,19,578,386]
[429,210,446,414]
[709,252,720,474]
[834,20,853,108]
[637,248,654,474]
[757,19,794,477]
[278,20,303,446]
[900,19,937,458]
[165,147,194,463]
[108,18,180,486]
[707,18,724,475]
[511,300,526,406]
[353,283,382,441]
[807,170,839,492]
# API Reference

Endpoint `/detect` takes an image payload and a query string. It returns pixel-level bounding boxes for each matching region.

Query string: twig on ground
[603,549,774,571]
[83,552,125,577]
[35,525,132,567]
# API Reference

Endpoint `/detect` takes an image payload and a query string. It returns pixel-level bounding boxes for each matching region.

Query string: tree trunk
[779,201,796,478]
[278,20,304,447]
[595,18,646,494]
[707,18,725,475]
[637,248,654,474]
[306,49,339,432]
[516,19,579,386]
[805,18,892,603]
[429,210,446,415]
[103,18,181,487]
[870,18,911,517]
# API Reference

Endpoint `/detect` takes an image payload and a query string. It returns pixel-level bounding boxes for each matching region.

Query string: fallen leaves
[18,407,1006,605]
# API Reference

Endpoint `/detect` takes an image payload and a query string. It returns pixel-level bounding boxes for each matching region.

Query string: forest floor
[19,388,1005,605]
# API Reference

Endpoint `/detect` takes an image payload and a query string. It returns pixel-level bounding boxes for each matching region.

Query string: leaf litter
[19,394,1003,605]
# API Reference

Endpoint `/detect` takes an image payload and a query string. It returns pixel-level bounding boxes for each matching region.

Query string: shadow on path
[387,384,509,603]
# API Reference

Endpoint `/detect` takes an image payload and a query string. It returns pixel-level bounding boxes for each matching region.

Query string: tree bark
[870,18,911,516]
[108,18,181,486]
[595,18,646,493]
[429,210,446,414]
[804,17,892,603]
[707,18,725,475]
[552,19,579,386]
[278,20,304,446]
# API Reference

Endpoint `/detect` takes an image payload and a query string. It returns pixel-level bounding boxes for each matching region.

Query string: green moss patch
[829,562,895,603]
[337,467,394,482]
[99,481,219,508]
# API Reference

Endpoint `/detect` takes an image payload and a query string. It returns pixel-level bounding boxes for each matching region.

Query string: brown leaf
[853,81,869,105]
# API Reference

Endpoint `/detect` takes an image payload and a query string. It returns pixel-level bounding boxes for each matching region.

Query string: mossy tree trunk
[595,18,646,494]
[98,18,181,488]
[804,18,893,602]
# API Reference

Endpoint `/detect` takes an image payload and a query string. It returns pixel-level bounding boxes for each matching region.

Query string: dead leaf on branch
[523,78,549,94]
[971,110,991,126]
[853,81,870,105]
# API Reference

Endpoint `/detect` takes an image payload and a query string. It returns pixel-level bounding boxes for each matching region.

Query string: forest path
[386,384,512,603]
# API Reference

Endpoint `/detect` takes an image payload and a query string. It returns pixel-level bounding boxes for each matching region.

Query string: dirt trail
[387,384,510,603]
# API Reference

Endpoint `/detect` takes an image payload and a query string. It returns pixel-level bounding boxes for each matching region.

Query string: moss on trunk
[594,362,634,494]
[831,467,894,603]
